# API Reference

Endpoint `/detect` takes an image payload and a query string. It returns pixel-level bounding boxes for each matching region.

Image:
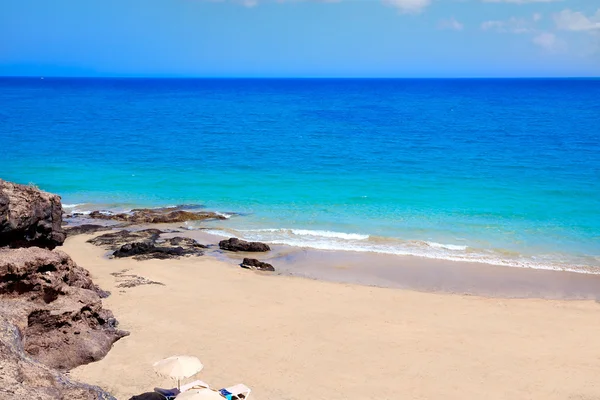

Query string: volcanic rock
[90,229,206,260]
[88,207,226,224]
[87,229,163,250]
[219,237,271,252]
[0,179,66,249]
[112,236,206,260]
[0,247,128,371]
[241,258,275,272]
[0,314,117,400]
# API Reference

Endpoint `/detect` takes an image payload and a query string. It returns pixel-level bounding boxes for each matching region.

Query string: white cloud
[532,32,562,50]
[438,17,464,31]
[204,0,432,12]
[554,9,600,32]
[533,13,542,22]
[383,0,431,14]
[481,16,534,33]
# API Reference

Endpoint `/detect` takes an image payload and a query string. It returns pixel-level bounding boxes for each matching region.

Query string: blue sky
[1,0,598,77]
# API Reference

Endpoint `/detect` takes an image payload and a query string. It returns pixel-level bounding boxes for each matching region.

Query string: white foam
[210,227,599,275]
[63,203,85,208]
[426,241,468,251]
[290,229,369,240]
[239,228,369,240]
[215,212,233,219]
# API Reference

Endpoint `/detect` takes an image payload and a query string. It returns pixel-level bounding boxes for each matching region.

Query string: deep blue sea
[1,78,599,272]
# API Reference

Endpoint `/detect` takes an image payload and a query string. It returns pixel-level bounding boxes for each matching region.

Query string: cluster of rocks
[0,179,126,400]
[218,238,275,271]
[88,229,207,260]
[87,207,227,224]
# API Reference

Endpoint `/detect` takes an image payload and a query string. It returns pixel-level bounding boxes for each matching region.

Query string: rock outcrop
[241,258,275,272]
[0,247,128,371]
[219,237,271,252]
[0,179,125,398]
[88,207,227,224]
[0,179,66,249]
[89,230,207,260]
[0,315,117,400]
[0,247,127,398]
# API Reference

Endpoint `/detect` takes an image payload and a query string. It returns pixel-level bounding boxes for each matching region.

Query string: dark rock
[87,229,163,250]
[89,230,206,260]
[0,179,66,249]
[65,224,112,237]
[219,237,270,252]
[241,258,275,272]
[88,207,226,224]
[112,239,205,261]
[166,236,208,249]
[0,247,129,371]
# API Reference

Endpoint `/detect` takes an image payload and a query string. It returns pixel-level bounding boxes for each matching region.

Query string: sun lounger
[153,387,179,400]
[179,379,211,392]
[220,384,251,400]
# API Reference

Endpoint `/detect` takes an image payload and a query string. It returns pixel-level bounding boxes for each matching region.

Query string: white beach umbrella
[153,355,204,390]
[176,389,223,400]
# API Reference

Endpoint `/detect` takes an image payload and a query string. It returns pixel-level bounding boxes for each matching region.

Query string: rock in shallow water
[241,258,275,272]
[219,237,271,252]
[0,179,66,249]
[88,207,226,224]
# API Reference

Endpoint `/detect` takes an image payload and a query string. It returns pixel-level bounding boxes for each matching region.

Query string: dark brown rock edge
[0,179,66,249]
[219,237,271,252]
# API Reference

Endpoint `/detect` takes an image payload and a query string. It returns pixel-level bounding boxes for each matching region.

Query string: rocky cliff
[0,179,126,399]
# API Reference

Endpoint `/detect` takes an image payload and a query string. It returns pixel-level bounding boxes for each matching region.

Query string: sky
[1,0,599,77]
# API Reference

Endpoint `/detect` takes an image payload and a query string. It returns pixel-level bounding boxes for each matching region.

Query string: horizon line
[1,75,599,80]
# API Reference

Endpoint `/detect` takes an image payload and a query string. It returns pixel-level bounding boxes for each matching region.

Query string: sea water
[1,78,599,272]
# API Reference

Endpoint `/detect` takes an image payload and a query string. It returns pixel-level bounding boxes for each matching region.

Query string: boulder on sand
[241,258,275,272]
[0,179,66,249]
[219,237,270,252]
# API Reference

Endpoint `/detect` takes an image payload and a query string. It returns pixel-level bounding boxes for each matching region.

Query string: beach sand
[66,234,600,400]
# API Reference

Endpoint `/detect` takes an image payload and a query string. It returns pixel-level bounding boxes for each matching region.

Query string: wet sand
[175,229,600,300]
[66,233,600,400]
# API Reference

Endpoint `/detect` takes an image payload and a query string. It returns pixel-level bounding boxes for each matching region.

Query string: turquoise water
[1,78,599,272]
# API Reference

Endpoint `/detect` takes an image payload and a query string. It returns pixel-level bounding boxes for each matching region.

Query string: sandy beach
[64,233,600,400]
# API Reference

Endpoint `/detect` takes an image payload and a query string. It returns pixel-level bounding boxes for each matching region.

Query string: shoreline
[64,233,600,400]
[62,203,600,276]
[157,227,600,300]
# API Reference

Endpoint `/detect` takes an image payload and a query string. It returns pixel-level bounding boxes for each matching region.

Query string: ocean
[1,77,599,272]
